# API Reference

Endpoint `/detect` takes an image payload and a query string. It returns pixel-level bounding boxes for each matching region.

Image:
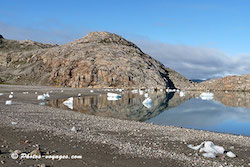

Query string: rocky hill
[0,32,193,89]
[192,74,250,92]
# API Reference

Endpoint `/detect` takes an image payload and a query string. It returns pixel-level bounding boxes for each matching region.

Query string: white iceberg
[43,92,50,98]
[179,91,185,97]
[63,97,74,110]
[139,90,144,95]
[5,100,12,105]
[188,141,236,158]
[107,93,122,100]
[200,92,214,100]
[131,89,138,93]
[142,97,152,108]
[37,95,45,100]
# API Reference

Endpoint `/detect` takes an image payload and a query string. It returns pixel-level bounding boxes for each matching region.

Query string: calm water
[47,91,250,136]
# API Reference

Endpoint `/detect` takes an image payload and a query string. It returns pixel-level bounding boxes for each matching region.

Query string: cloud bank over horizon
[1,22,249,80]
[134,39,250,79]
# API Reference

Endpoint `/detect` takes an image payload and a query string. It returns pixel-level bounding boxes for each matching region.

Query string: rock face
[0,32,193,89]
[190,74,250,92]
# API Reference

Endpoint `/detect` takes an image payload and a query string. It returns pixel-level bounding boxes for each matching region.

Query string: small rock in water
[5,100,12,105]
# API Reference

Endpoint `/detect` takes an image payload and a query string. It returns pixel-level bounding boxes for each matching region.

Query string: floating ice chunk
[226,151,236,158]
[0,93,3,96]
[5,100,12,105]
[179,91,185,97]
[90,90,94,93]
[200,92,214,100]
[39,102,46,106]
[10,92,13,94]
[43,92,50,98]
[107,93,122,100]
[139,90,144,95]
[131,89,138,93]
[71,126,77,132]
[107,93,121,97]
[61,90,64,93]
[78,93,81,96]
[116,88,122,92]
[23,92,28,94]
[144,93,149,98]
[107,96,121,101]
[63,97,74,110]
[37,95,45,100]
[142,97,152,108]
[35,92,37,94]
[9,94,13,98]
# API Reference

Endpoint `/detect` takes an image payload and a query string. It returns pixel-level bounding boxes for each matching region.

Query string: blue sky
[0,0,250,79]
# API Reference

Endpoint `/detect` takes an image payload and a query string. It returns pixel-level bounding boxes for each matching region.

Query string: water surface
[47,91,250,136]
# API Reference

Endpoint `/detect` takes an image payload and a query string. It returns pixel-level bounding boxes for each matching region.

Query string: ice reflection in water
[47,91,250,136]
[47,92,183,121]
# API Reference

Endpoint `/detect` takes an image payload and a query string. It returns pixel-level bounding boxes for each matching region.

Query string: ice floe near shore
[142,97,152,108]
[200,92,214,100]
[107,93,122,101]
[63,97,74,110]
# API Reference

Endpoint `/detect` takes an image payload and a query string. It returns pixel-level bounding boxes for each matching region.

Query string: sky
[0,0,250,79]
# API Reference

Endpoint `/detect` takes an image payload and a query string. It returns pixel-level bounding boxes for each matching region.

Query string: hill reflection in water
[47,91,191,121]
[47,91,250,136]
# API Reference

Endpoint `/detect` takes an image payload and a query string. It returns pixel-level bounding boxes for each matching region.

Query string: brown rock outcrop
[0,32,193,89]
[188,74,250,92]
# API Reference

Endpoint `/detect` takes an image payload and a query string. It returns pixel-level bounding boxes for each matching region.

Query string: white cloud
[133,39,250,79]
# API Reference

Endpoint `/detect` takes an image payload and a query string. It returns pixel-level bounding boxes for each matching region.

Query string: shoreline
[0,85,250,166]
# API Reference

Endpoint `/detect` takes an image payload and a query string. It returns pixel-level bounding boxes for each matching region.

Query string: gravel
[0,85,250,167]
